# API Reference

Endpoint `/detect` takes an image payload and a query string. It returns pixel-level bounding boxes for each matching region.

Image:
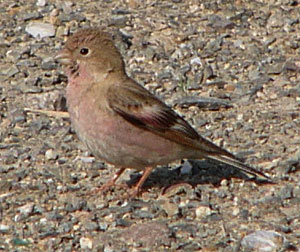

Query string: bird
[55,27,270,197]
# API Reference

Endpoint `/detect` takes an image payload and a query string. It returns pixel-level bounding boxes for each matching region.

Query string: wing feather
[107,81,230,156]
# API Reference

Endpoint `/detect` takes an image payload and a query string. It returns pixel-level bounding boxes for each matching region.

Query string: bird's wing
[107,80,271,181]
[107,81,231,156]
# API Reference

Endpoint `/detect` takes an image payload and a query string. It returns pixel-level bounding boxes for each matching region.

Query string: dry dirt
[0,0,299,251]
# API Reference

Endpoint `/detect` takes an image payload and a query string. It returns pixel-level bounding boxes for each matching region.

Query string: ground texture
[0,0,300,251]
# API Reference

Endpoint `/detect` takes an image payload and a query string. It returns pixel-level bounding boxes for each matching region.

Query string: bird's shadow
[127,159,271,192]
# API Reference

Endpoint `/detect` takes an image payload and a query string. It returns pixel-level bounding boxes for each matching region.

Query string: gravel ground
[1,0,300,251]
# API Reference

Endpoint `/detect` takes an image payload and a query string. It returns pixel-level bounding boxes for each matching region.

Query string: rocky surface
[0,0,300,251]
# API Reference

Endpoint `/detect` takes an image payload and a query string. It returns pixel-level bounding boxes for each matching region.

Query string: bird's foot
[125,186,142,199]
[88,181,129,195]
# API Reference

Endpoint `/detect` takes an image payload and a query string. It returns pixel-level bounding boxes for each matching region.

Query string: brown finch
[56,28,270,197]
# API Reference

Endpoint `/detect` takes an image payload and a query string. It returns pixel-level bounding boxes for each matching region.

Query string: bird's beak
[55,49,72,65]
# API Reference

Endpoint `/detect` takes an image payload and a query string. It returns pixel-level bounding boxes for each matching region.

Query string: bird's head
[55,28,125,79]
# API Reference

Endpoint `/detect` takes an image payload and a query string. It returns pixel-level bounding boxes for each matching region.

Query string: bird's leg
[102,167,127,189]
[89,167,127,194]
[129,166,154,197]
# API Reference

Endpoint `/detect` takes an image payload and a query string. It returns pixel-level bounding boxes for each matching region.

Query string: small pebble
[241,230,286,251]
[80,237,93,250]
[36,0,46,7]
[195,205,212,219]
[180,160,192,175]
[25,22,55,39]
[45,149,58,160]
[0,224,10,234]
[18,203,34,216]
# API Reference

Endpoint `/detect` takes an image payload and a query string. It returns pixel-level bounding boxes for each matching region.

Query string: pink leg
[89,167,127,194]
[129,166,154,197]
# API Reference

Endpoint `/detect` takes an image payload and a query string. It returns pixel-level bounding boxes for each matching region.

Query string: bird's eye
[80,47,89,56]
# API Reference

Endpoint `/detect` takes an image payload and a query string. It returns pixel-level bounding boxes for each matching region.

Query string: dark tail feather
[207,154,272,181]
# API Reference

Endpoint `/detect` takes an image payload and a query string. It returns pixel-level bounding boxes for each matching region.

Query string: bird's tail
[206,154,272,181]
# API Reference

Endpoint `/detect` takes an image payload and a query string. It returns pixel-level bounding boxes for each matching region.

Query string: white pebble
[80,237,93,250]
[36,0,46,7]
[180,160,192,175]
[241,230,286,251]
[25,22,55,39]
